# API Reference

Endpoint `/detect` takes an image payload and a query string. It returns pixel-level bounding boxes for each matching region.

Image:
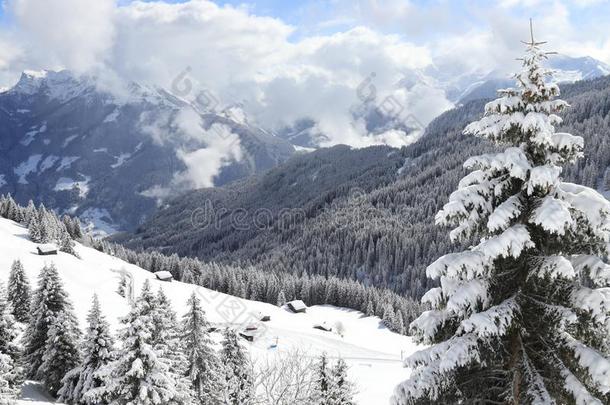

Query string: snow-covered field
[0,218,418,404]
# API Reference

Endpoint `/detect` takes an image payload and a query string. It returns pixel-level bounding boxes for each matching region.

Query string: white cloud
[1,0,608,161]
[8,0,115,73]
[172,117,243,190]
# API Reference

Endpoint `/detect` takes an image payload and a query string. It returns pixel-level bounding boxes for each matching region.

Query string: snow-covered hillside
[0,217,417,404]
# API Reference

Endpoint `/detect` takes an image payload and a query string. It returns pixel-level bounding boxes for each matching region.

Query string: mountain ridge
[116,74,610,298]
[0,69,295,234]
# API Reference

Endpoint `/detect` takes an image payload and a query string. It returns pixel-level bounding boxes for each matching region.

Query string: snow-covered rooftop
[287,299,307,311]
[154,270,173,280]
[37,244,57,253]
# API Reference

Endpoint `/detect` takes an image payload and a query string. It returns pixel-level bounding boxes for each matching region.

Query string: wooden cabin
[239,331,256,342]
[154,271,173,282]
[287,300,307,313]
[37,244,57,256]
[252,311,271,322]
[313,322,333,332]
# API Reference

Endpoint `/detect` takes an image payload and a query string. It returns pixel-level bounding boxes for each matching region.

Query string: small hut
[239,330,256,342]
[287,300,307,313]
[37,244,57,256]
[244,324,258,331]
[154,271,173,282]
[313,322,333,332]
[252,311,271,322]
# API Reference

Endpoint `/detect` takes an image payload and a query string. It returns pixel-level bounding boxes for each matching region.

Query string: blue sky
[2,1,610,44]
[159,0,610,42]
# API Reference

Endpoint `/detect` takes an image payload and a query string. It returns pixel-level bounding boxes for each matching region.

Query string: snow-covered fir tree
[0,353,18,405]
[220,328,254,405]
[180,293,221,404]
[35,204,51,243]
[313,353,330,404]
[151,288,192,404]
[0,284,19,366]
[277,290,287,307]
[23,200,36,226]
[62,215,83,240]
[103,280,184,405]
[327,358,355,405]
[0,196,21,224]
[59,227,77,256]
[58,294,115,405]
[0,284,20,399]
[39,309,82,396]
[393,29,610,404]
[7,260,31,323]
[313,355,355,405]
[28,217,43,244]
[23,263,73,379]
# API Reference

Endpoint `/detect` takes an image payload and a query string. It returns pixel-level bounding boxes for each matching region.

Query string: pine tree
[382,302,397,331]
[23,200,36,226]
[59,294,115,405]
[23,263,72,379]
[313,353,330,404]
[393,28,610,404]
[180,293,221,404]
[0,353,18,405]
[220,328,253,405]
[72,217,83,239]
[7,260,31,323]
[28,218,43,243]
[328,358,355,405]
[59,227,77,256]
[277,290,286,307]
[0,284,19,366]
[152,289,192,404]
[365,299,374,317]
[36,204,50,243]
[395,310,406,335]
[104,280,183,404]
[4,197,18,223]
[39,309,82,396]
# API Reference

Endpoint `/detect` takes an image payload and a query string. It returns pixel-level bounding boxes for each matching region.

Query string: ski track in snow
[0,218,419,404]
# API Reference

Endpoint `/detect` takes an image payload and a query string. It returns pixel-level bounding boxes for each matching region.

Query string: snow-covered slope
[0,217,417,404]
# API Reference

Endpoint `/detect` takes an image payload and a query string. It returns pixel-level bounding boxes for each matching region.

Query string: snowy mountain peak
[10,69,94,102]
[551,54,610,80]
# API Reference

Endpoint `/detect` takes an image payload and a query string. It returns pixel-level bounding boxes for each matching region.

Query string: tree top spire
[521,18,545,47]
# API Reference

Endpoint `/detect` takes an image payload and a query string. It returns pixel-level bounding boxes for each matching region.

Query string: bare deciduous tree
[251,349,317,405]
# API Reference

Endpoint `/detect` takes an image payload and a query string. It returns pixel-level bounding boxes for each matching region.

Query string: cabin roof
[287,300,307,310]
[37,244,57,253]
[251,311,270,320]
[154,271,173,280]
[314,322,332,331]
